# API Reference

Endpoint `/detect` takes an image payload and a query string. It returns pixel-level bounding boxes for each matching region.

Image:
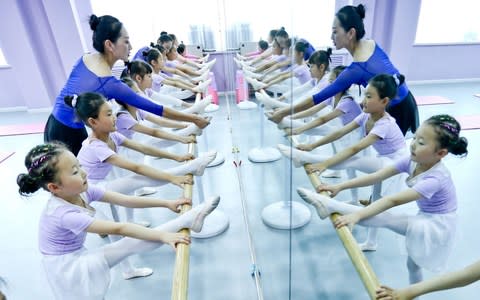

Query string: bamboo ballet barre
[171,92,202,300]
[290,136,380,299]
[257,83,380,299]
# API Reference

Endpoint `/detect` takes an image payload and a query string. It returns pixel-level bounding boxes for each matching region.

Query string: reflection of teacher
[270,4,419,136]
[44,15,209,155]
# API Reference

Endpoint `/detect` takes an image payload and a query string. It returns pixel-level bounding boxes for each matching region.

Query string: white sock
[245,77,266,90]
[175,123,202,136]
[190,196,221,232]
[166,151,217,176]
[407,257,423,284]
[182,95,212,114]
[277,144,322,167]
[150,91,184,107]
[277,117,304,129]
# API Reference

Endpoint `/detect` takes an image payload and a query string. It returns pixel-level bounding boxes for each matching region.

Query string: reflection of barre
[171,93,202,300]
[248,88,281,163]
[290,134,380,299]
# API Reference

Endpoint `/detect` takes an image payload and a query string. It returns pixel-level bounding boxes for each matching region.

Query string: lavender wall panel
[0,0,51,109]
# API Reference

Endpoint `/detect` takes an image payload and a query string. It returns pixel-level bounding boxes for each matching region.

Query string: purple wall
[209,51,239,92]
[0,0,51,109]
[0,0,86,111]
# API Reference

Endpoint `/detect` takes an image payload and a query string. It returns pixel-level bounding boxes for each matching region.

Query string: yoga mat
[456,115,480,130]
[0,151,15,164]
[415,96,454,106]
[0,122,45,136]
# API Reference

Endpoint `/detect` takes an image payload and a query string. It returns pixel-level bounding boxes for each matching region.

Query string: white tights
[324,199,423,283]
[102,205,200,268]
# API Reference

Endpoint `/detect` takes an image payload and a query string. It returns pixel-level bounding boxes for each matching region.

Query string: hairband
[28,154,50,173]
[71,94,78,108]
[440,122,459,135]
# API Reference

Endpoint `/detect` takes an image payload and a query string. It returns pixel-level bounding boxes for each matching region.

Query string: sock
[165,151,217,176]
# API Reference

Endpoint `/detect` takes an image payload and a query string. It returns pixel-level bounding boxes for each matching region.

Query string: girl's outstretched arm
[334,189,420,229]
[144,114,187,129]
[121,138,193,161]
[101,190,191,212]
[291,101,328,119]
[86,219,190,249]
[287,109,342,136]
[376,260,480,300]
[297,120,360,152]
[132,123,194,144]
[305,132,377,173]
[106,154,192,187]
[317,165,399,196]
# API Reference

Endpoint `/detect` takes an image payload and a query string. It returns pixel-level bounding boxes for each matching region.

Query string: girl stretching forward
[283,65,362,138]
[278,74,407,250]
[255,49,333,111]
[142,47,211,97]
[245,40,311,92]
[69,92,216,279]
[69,92,216,198]
[17,143,220,299]
[124,60,211,114]
[298,114,467,285]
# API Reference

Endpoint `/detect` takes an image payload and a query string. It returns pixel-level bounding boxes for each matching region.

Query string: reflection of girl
[255,49,333,111]
[245,41,311,92]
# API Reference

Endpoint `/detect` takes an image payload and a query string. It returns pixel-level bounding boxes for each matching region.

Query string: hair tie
[28,154,50,173]
[71,94,78,108]
[440,123,459,135]
[393,74,400,86]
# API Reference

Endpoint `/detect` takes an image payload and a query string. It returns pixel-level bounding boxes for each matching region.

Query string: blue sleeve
[100,78,164,116]
[312,64,364,105]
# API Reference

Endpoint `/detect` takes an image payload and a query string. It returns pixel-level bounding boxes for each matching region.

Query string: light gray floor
[1,81,480,299]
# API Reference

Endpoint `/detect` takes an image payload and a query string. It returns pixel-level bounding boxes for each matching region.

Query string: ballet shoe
[132,220,151,227]
[296,187,330,219]
[358,241,377,252]
[191,196,221,232]
[359,195,372,206]
[276,144,305,168]
[123,267,154,280]
[255,92,286,108]
[187,95,212,114]
[245,77,266,91]
[233,57,242,68]
[192,151,217,176]
[134,187,157,196]
[243,69,262,79]
[321,170,342,178]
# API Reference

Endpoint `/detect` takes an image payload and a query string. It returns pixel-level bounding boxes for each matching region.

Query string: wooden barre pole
[171,143,195,300]
[171,92,203,300]
[284,132,380,299]
[306,171,380,299]
[261,85,381,298]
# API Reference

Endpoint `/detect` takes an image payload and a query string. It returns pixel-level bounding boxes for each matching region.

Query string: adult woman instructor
[44,15,209,155]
